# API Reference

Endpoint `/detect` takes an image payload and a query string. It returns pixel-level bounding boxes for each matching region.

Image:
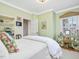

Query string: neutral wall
[38,11,56,38]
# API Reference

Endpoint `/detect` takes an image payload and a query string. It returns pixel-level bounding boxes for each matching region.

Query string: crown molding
[56,5,79,14]
[36,9,53,15]
[0,0,35,15]
[0,0,79,15]
[0,0,54,15]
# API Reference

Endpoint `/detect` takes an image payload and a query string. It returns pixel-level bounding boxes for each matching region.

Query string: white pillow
[0,40,9,58]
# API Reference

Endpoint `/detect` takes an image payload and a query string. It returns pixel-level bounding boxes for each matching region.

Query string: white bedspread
[0,32,51,59]
[23,36,62,59]
[2,39,50,59]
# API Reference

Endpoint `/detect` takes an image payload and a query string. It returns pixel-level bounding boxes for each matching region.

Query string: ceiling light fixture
[36,0,48,4]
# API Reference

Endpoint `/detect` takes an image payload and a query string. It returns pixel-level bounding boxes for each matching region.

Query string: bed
[0,39,52,59]
[0,32,62,59]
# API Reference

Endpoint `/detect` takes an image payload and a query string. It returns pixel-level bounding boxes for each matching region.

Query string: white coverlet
[0,39,51,59]
[23,36,62,59]
[0,32,51,59]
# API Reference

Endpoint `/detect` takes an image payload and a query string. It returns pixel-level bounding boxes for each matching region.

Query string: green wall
[0,3,32,19]
[0,3,38,38]
[0,3,57,39]
[38,11,56,38]
[55,12,68,36]
[56,14,61,36]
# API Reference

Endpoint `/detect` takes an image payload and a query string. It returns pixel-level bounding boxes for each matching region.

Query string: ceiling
[0,0,79,14]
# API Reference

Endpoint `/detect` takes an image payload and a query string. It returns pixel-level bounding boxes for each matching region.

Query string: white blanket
[23,36,62,59]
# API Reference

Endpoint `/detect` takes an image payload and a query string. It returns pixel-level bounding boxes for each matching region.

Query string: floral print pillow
[0,32,18,53]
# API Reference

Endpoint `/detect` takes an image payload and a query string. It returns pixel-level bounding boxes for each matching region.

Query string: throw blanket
[23,36,62,59]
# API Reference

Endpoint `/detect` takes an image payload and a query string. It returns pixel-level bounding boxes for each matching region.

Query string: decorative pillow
[0,32,18,53]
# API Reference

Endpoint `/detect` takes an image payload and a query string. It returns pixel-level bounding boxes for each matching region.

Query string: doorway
[23,19,29,36]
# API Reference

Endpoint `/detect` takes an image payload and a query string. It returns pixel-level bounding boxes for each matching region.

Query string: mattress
[4,39,51,59]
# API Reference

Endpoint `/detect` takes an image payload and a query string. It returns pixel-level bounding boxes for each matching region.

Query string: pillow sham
[0,32,18,53]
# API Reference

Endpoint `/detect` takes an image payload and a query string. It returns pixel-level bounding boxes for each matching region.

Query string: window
[61,16,79,36]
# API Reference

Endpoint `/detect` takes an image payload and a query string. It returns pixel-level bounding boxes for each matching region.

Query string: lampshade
[36,0,48,4]
[65,30,70,35]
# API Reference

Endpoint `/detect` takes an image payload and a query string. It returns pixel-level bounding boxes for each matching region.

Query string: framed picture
[41,21,47,30]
